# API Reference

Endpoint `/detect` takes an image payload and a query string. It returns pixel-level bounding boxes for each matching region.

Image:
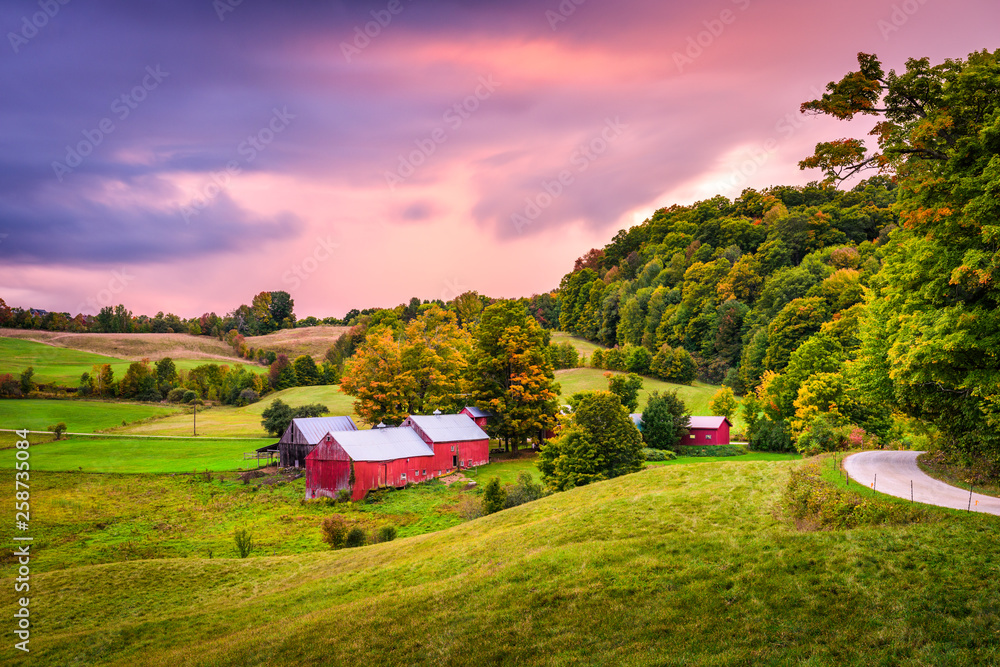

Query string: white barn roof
[688,416,730,430]
[462,406,492,418]
[406,413,489,442]
[331,427,433,461]
[290,416,358,444]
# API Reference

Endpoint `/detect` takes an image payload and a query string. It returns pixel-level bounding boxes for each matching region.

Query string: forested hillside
[558,49,1000,469]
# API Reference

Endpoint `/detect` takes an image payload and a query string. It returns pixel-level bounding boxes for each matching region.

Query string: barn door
[378,464,386,488]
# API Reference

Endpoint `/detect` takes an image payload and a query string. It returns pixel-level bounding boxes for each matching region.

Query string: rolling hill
[13,459,1000,665]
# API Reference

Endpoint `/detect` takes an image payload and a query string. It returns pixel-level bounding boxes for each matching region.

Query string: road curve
[843,450,1000,516]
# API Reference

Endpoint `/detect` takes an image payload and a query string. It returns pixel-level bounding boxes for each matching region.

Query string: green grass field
[6,457,999,665]
[550,331,607,358]
[0,398,181,433]
[554,367,738,427]
[0,336,265,387]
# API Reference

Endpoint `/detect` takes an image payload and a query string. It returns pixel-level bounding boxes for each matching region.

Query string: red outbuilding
[683,416,732,445]
[402,412,490,471]
[305,427,436,501]
[460,406,492,430]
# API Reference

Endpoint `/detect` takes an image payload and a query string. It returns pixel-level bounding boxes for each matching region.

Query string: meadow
[0,336,265,387]
[5,456,998,665]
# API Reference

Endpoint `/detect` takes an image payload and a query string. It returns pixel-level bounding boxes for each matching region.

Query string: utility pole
[193,401,197,436]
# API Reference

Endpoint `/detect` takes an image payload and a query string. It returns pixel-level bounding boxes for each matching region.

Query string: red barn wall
[350,455,435,500]
[305,436,351,499]
[683,424,730,445]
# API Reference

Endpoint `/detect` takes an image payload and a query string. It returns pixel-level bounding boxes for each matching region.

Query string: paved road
[843,450,1000,516]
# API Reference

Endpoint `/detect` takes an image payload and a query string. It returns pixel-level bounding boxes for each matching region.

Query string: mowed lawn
[0,336,265,387]
[12,459,1000,665]
[0,398,181,433]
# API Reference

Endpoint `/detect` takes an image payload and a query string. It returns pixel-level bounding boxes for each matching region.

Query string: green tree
[292,355,321,386]
[709,387,738,422]
[268,354,298,391]
[260,399,329,437]
[641,390,690,451]
[155,357,178,386]
[119,360,159,401]
[607,372,643,412]
[482,477,507,515]
[19,367,35,395]
[763,297,829,372]
[469,301,560,451]
[804,50,1000,464]
[538,391,644,491]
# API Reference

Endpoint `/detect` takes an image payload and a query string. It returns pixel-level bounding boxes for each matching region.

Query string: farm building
[683,416,731,445]
[460,406,492,429]
[305,412,491,501]
[278,416,358,468]
[305,427,436,501]
[402,412,490,470]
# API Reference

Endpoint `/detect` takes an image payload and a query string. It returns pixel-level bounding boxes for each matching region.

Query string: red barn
[305,427,435,501]
[402,413,490,470]
[683,416,731,445]
[460,406,492,430]
[278,416,358,468]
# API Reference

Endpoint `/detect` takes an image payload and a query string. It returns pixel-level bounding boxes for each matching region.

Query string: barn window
[706,435,712,441]
[423,469,427,475]
[689,434,695,439]
[451,445,455,452]
[401,473,407,480]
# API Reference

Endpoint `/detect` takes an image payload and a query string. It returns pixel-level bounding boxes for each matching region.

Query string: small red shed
[305,427,435,501]
[403,413,490,471]
[683,416,731,446]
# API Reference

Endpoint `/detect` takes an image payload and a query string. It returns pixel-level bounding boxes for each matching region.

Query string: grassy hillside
[0,398,180,433]
[554,367,737,428]
[245,325,349,360]
[0,336,265,387]
[9,459,999,665]
[550,331,607,358]
[0,328,238,361]
[120,385,357,438]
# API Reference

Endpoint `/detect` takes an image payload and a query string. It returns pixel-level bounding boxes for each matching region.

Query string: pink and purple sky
[1,0,997,319]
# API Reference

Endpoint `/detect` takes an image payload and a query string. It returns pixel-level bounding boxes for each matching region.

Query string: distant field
[550,331,607,359]
[121,385,358,438]
[554,366,739,427]
[0,336,265,387]
[26,435,268,473]
[0,328,238,361]
[245,325,349,360]
[0,398,180,433]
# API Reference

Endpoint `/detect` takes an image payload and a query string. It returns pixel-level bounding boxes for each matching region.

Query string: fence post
[910,479,913,503]
[969,486,974,512]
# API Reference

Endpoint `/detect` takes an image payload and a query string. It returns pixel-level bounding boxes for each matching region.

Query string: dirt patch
[438,472,469,486]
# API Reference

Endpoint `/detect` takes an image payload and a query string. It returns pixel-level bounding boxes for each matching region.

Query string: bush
[374,526,398,543]
[680,444,747,457]
[237,388,260,406]
[320,515,349,549]
[166,387,186,403]
[336,489,351,503]
[182,390,197,404]
[482,477,506,515]
[457,495,483,520]
[344,526,367,548]
[233,528,254,558]
[47,422,68,441]
[503,471,545,509]
[642,447,677,461]
[784,461,929,529]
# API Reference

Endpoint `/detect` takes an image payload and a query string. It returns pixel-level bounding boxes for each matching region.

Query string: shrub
[344,526,367,548]
[681,444,747,457]
[237,388,260,406]
[336,489,351,503]
[47,422,68,441]
[182,390,197,404]
[457,495,483,520]
[166,387,186,403]
[482,477,506,515]
[375,526,398,543]
[0,374,22,397]
[320,515,349,549]
[784,461,929,530]
[503,471,545,509]
[642,448,676,461]
[233,528,254,558]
